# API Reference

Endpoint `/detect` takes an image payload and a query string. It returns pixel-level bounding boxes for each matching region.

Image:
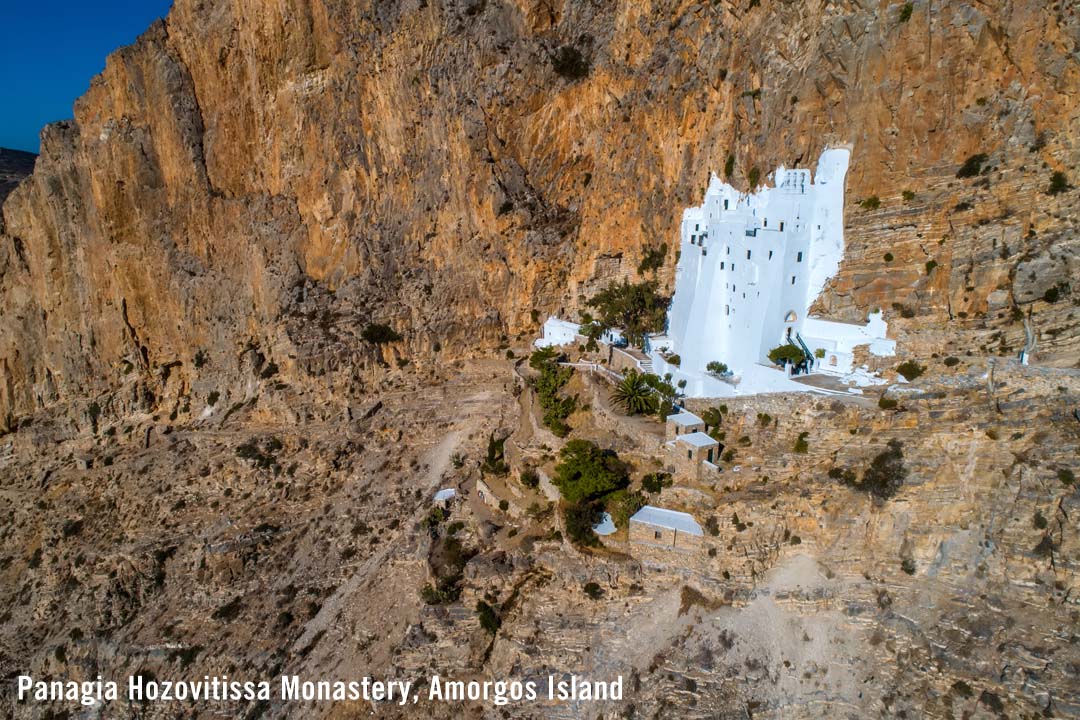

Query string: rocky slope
[1,0,1078,431]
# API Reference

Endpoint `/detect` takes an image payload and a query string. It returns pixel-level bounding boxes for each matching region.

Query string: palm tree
[612,370,656,415]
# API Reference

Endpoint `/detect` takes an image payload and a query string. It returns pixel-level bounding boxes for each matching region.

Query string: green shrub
[701,406,723,428]
[361,323,402,344]
[529,348,577,436]
[748,167,761,187]
[878,396,898,410]
[207,391,220,406]
[704,516,720,536]
[520,467,540,489]
[551,45,590,80]
[925,259,938,274]
[861,196,881,210]
[902,189,916,201]
[883,252,894,262]
[767,343,804,366]
[756,412,772,427]
[898,2,913,21]
[896,360,926,381]
[583,582,604,600]
[666,354,681,366]
[956,153,988,178]
[562,502,602,547]
[481,433,510,476]
[860,440,907,500]
[1047,171,1069,195]
[943,356,959,367]
[1059,469,1075,486]
[1043,282,1068,303]
[193,350,208,368]
[793,432,809,454]
[724,154,735,179]
[641,472,671,494]
[498,499,509,512]
[637,243,667,275]
[706,361,729,375]
[475,601,501,634]
[606,489,645,528]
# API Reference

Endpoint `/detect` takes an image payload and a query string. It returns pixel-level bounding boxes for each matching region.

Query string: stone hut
[665,410,706,441]
[629,505,704,555]
[670,431,719,482]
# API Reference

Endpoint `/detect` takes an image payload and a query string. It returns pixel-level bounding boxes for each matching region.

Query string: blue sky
[0,1,174,153]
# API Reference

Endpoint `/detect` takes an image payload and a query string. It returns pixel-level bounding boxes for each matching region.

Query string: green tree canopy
[552,439,630,504]
[586,280,670,347]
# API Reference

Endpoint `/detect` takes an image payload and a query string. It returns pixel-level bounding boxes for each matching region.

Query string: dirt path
[291,428,463,655]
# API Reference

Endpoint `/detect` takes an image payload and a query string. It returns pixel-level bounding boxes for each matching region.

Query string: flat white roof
[676,431,718,448]
[667,410,704,426]
[433,488,457,502]
[592,512,617,536]
[630,506,703,536]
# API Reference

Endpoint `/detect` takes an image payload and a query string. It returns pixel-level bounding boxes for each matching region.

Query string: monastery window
[727,246,731,255]
[691,235,695,244]
[768,250,774,260]
[725,305,729,316]
[746,250,752,259]
[780,221,785,231]
[724,199,729,210]
[791,276,797,285]
[797,251,803,262]
[707,448,714,463]
[720,262,725,270]
[732,264,735,272]
[764,218,768,227]
[654,530,663,540]
[687,450,692,460]
[695,223,699,231]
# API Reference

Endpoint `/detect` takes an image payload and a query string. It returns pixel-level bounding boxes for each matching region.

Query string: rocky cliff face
[1,0,1077,430]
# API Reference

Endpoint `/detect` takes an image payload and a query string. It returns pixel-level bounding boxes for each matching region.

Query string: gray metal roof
[676,431,718,448]
[630,505,704,536]
[667,410,704,426]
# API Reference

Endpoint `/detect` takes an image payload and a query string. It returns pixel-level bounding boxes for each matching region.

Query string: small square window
[654,530,662,540]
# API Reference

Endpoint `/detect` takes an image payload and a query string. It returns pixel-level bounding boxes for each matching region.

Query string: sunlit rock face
[1,0,1078,424]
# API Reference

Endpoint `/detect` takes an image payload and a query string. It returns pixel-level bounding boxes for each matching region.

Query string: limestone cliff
[1,0,1077,431]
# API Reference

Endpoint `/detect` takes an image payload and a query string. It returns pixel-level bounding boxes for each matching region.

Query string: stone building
[629,505,704,554]
[665,409,705,440]
[665,410,720,482]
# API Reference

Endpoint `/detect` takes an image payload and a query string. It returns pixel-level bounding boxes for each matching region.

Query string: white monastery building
[538,147,896,398]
